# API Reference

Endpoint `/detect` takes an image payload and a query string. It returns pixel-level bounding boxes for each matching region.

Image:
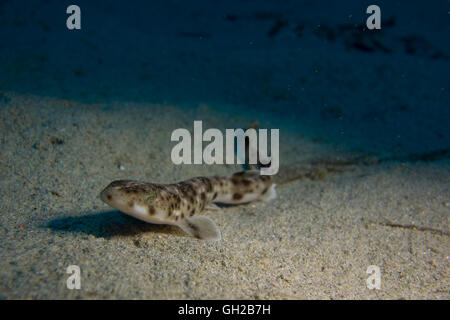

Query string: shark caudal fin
[229,170,277,203]
[177,216,221,241]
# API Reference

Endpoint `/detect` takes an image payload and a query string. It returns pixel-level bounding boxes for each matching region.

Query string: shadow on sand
[46,210,184,238]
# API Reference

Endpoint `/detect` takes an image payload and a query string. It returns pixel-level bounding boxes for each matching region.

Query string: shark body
[100,170,276,240]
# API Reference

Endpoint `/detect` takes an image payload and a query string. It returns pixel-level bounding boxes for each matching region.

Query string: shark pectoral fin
[178,216,221,241]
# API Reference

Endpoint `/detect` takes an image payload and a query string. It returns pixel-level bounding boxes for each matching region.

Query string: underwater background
[0,0,448,299]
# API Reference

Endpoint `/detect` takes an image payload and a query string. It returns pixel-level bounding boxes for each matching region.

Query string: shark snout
[99,186,113,204]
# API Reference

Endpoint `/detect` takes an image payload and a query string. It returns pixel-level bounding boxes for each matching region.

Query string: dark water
[0,0,449,159]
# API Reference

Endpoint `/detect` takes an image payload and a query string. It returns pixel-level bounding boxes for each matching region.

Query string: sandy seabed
[0,93,448,299]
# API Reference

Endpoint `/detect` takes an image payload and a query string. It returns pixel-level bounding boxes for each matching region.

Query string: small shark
[100,170,277,240]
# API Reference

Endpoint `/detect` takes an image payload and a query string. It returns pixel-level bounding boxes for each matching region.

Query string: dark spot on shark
[233,193,243,200]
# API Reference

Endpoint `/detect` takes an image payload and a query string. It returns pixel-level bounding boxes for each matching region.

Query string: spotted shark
[100,170,277,240]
